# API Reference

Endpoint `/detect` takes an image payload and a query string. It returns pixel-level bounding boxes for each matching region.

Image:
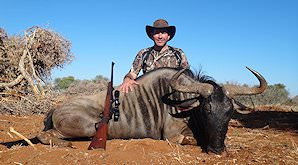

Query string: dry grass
[256,104,298,112]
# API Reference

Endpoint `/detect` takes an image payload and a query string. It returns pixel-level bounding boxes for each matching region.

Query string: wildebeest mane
[136,67,215,84]
[191,68,215,84]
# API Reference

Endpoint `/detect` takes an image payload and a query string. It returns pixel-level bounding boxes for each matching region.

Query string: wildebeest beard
[196,82,234,154]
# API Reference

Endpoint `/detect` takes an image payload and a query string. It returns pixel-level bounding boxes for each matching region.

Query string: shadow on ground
[232,110,298,131]
[0,136,91,149]
[0,137,40,148]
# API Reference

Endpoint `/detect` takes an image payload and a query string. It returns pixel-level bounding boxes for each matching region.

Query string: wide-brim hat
[146,19,176,41]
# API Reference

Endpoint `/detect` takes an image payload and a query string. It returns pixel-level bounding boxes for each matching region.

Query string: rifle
[88,62,120,150]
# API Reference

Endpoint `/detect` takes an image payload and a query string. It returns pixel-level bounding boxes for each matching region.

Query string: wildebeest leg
[37,129,73,147]
[37,94,104,147]
[163,117,197,145]
[37,109,100,147]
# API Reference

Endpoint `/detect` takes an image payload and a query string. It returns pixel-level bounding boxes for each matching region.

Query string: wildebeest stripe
[138,85,154,137]
[147,82,163,137]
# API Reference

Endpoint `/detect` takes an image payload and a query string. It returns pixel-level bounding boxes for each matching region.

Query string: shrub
[234,83,289,106]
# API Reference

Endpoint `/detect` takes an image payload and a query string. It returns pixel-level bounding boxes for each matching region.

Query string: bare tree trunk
[18,49,40,97]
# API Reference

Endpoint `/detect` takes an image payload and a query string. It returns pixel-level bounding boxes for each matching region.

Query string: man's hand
[119,77,139,94]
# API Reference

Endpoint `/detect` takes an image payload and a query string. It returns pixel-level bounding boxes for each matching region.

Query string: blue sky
[1,0,297,97]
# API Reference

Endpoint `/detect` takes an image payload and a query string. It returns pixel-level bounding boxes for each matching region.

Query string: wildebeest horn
[170,69,214,98]
[223,67,267,97]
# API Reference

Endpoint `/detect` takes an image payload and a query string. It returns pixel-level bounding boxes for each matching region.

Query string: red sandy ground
[0,108,297,164]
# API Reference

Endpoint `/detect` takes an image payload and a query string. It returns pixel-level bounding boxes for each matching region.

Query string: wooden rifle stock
[88,62,115,150]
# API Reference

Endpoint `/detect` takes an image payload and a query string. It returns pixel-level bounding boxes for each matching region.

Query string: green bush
[53,74,109,95]
[54,76,75,90]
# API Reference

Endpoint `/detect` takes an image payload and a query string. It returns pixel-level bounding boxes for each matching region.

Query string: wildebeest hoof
[181,136,197,145]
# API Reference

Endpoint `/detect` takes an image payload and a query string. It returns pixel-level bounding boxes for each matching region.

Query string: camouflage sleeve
[178,49,190,69]
[124,49,145,80]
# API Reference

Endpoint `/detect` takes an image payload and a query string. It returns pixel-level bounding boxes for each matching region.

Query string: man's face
[152,29,170,47]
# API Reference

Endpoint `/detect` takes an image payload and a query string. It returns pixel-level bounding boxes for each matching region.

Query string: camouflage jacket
[125,45,189,79]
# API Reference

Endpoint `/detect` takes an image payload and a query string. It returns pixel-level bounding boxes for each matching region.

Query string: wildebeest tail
[42,109,55,131]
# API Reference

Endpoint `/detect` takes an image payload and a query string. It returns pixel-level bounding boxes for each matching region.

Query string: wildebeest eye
[204,103,212,115]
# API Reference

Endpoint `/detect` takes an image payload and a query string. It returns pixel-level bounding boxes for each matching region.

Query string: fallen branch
[9,127,36,150]
[165,138,174,148]
[123,139,132,151]
[0,75,24,88]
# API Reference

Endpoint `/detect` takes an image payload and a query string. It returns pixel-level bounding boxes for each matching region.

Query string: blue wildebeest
[37,67,267,154]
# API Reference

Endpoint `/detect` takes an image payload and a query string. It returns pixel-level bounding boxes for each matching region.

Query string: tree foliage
[293,95,298,103]
[64,74,109,96]
[54,76,76,90]
[93,75,109,83]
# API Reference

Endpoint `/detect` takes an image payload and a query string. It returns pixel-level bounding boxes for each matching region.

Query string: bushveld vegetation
[0,27,297,115]
[0,26,73,115]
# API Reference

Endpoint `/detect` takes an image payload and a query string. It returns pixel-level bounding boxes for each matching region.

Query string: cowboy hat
[146,19,176,41]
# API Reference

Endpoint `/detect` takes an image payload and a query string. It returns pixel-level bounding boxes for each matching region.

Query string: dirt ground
[0,107,297,165]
